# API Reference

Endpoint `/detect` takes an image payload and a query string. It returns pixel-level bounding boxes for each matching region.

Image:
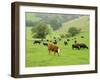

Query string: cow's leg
[48,50,51,55]
[72,46,74,49]
[57,52,60,56]
[78,46,80,50]
[54,52,56,56]
[57,49,60,56]
[86,46,88,49]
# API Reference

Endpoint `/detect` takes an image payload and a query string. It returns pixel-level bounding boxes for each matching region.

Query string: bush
[31,21,53,39]
[60,34,66,38]
[68,27,80,37]
[65,33,72,37]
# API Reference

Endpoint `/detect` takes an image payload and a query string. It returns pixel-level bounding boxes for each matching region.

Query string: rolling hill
[58,16,89,32]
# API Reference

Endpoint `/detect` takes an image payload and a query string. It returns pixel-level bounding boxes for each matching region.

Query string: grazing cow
[79,43,88,49]
[57,37,61,41]
[64,41,68,45]
[43,42,48,46]
[74,40,77,44]
[53,37,56,39]
[33,40,41,44]
[67,39,70,41]
[72,43,88,50]
[46,39,49,42]
[50,40,52,42]
[53,40,57,44]
[72,44,80,50]
[48,44,60,56]
[81,36,84,38]
[59,38,61,41]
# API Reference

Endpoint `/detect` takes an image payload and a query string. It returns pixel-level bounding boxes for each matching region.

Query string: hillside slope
[58,16,89,32]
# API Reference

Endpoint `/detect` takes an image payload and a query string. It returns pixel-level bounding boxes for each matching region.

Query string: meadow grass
[26,27,89,67]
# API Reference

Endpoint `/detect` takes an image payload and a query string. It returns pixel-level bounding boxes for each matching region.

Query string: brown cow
[48,44,60,56]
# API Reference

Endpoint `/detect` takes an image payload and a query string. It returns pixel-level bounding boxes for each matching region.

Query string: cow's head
[57,48,61,53]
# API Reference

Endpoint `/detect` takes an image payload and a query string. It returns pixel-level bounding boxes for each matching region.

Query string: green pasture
[25,27,89,67]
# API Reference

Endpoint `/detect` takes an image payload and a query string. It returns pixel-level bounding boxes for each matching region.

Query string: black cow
[81,36,84,38]
[59,38,61,41]
[72,43,88,50]
[46,39,49,42]
[64,41,68,45]
[53,37,56,39]
[43,42,48,46]
[67,39,70,41]
[72,44,80,50]
[79,43,88,49]
[74,40,77,44]
[33,40,41,44]
[53,41,57,44]
[57,37,61,41]
[50,40,52,42]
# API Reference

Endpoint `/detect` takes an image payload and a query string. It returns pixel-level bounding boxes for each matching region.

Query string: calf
[48,44,60,56]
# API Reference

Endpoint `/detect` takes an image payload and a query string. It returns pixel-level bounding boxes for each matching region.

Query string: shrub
[68,27,80,37]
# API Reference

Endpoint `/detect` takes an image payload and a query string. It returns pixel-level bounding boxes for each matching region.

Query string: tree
[31,21,53,39]
[68,27,80,37]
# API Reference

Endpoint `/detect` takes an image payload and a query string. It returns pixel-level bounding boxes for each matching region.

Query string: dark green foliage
[68,27,81,37]
[31,21,53,39]
[60,34,66,38]
[65,33,72,37]
[48,17,62,30]
[26,20,36,26]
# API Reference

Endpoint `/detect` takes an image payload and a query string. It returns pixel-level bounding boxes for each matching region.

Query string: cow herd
[33,36,88,56]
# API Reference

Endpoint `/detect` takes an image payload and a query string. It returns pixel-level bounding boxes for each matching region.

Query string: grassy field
[26,27,89,67]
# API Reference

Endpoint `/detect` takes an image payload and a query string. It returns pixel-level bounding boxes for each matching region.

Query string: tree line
[26,13,81,39]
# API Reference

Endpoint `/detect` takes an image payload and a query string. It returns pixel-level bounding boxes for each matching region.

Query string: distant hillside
[25,13,41,26]
[58,16,89,32]
[26,13,41,22]
[26,12,81,29]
